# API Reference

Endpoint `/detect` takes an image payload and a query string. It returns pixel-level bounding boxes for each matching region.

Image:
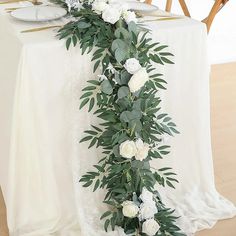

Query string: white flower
[128,67,149,93]
[124,58,141,75]
[98,74,108,80]
[65,0,82,12]
[102,6,121,24]
[123,10,137,24]
[140,188,153,203]
[92,0,108,14]
[135,139,149,161]
[139,202,157,220]
[122,201,139,218]
[120,140,137,159]
[142,219,160,236]
[107,63,116,74]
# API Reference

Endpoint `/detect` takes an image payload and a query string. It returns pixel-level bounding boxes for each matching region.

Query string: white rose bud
[120,140,137,159]
[123,10,137,24]
[122,201,139,218]
[124,58,141,75]
[128,67,149,93]
[102,6,121,24]
[140,187,153,203]
[92,0,108,14]
[135,139,149,161]
[142,219,160,236]
[139,202,158,221]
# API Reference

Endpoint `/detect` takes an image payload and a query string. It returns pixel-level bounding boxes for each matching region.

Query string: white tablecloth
[0,4,235,236]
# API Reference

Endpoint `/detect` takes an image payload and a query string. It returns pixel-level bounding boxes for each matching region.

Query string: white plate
[127,1,158,12]
[11,6,67,22]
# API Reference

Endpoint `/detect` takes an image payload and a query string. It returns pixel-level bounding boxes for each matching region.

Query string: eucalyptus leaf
[101,80,113,95]
[118,86,130,99]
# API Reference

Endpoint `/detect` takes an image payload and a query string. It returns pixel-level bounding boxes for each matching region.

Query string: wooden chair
[145,0,229,32]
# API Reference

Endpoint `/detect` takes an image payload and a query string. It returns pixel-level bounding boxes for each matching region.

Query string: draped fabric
[0,6,235,236]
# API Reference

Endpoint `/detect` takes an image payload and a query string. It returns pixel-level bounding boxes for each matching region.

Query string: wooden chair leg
[165,0,173,12]
[203,0,228,32]
[0,187,9,236]
[145,0,152,4]
[178,0,191,17]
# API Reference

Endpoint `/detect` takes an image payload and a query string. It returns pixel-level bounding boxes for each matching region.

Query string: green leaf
[77,21,91,29]
[118,86,130,99]
[155,45,168,51]
[115,48,127,63]
[128,21,138,34]
[89,97,95,112]
[120,110,142,123]
[93,179,100,191]
[115,27,130,39]
[80,98,90,109]
[129,119,142,132]
[157,113,168,119]
[80,92,93,99]
[72,35,77,46]
[94,165,104,172]
[83,180,93,187]
[104,219,110,232]
[120,70,131,85]
[158,145,170,150]
[66,37,71,50]
[111,39,127,52]
[80,136,93,143]
[159,167,172,172]
[101,80,113,95]
[161,57,174,64]
[89,137,97,148]
[100,211,112,220]
[166,180,175,188]
[93,60,100,72]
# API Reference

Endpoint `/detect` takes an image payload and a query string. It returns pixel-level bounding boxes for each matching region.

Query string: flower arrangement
[55,0,185,235]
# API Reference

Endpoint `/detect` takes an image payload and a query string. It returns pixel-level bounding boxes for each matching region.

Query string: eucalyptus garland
[56,0,185,235]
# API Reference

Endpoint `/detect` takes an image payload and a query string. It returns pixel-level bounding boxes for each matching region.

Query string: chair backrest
[144,0,229,32]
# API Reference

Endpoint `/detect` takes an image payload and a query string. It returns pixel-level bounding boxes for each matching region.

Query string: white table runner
[0,4,235,236]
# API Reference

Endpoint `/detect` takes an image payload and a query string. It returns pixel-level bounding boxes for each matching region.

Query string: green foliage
[57,4,185,236]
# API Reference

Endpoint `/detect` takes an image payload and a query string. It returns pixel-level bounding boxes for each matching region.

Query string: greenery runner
[55,0,185,235]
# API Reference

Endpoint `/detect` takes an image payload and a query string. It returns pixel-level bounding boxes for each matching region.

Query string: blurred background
[153,0,236,64]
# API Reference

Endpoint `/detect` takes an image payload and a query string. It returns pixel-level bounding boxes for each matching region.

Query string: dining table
[0,2,235,236]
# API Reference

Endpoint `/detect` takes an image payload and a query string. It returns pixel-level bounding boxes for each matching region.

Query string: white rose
[140,187,153,203]
[102,6,121,24]
[92,0,108,14]
[123,10,137,24]
[142,219,160,236]
[124,58,141,75]
[135,139,149,161]
[122,201,139,218]
[128,67,149,93]
[120,140,137,159]
[139,202,157,221]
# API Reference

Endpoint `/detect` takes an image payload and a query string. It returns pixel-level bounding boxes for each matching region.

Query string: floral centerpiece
[55,0,186,235]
